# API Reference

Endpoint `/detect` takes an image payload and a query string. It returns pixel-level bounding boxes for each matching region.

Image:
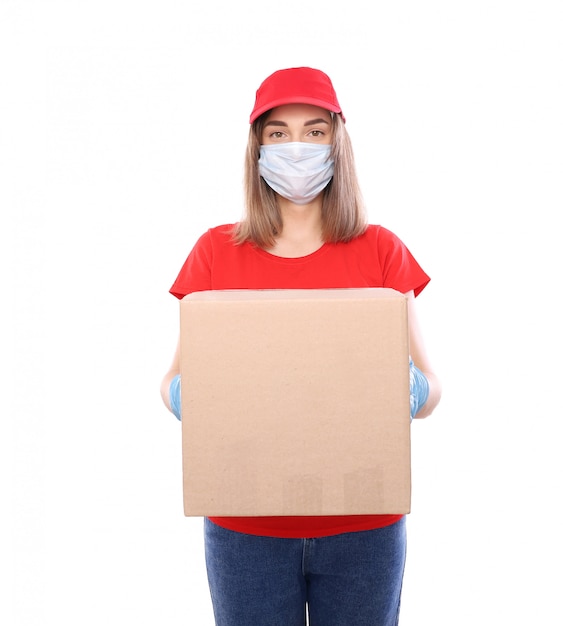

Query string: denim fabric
[204,516,406,626]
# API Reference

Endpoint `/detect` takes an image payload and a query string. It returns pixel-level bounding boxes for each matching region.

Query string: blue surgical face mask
[258,142,334,205]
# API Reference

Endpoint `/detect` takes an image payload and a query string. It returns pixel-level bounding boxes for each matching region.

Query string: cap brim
[250,96,343,124]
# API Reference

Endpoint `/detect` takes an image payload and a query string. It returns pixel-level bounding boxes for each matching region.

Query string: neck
[267,196,324,258]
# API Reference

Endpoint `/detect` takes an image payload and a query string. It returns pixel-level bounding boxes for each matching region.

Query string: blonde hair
[232,113,367,249]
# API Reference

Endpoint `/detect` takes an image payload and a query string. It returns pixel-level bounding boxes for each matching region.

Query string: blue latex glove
[409,358,429,420]
[169,374,182,421]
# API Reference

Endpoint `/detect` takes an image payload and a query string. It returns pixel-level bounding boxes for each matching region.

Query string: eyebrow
[264,118,331,128]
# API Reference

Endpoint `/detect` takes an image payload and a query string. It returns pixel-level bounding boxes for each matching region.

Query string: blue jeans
[204,516,406,626]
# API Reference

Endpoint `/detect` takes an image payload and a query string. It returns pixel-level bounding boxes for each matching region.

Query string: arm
[160,336,181,419]
[162,230,215,419]
[405,290,442,419]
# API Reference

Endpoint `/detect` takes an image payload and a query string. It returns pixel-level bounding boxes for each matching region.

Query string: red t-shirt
[170,223,430,538]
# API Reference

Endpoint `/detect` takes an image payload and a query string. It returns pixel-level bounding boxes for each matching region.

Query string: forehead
[264,103,332,123]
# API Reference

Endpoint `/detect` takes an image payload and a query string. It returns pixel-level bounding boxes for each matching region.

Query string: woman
[161,66,441,626]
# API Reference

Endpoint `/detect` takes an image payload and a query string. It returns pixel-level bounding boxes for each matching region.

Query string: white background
[2,1,562,624]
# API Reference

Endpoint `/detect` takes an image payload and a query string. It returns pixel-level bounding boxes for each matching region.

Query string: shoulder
[355,224,420,270]
[199,223,237,243]
[350,224,403,250]
[192,224,238,253]
[364,224,400,240]
[208,223,238,237]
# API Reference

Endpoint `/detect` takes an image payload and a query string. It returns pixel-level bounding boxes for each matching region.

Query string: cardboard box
[180,288,411,517]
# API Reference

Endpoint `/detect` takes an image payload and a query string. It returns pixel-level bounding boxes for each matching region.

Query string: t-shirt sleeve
[169,230,214,299]
[376,226,430,296]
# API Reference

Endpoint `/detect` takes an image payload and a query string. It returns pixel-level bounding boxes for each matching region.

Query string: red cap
[249,67,345,124]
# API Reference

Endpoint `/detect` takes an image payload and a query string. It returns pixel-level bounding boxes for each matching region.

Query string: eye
[308,129,324,137]
[264,130,287,141]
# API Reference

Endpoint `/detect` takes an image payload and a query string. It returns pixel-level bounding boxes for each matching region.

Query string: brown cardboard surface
[180,288,411,517]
